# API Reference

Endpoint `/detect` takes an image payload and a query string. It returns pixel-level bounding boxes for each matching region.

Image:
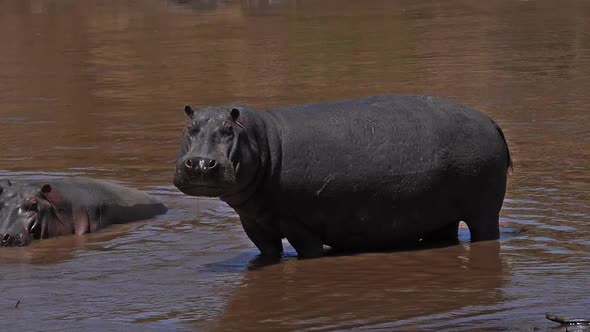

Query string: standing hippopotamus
[0,177,167,247]
[173,95,511,259]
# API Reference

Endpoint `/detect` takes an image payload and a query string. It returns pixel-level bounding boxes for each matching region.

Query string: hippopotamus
[173,95,511,259]
[0,177,167,247]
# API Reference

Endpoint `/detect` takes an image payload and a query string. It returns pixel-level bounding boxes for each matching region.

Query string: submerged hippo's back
[36,178,167,222]
[264,95,509,199]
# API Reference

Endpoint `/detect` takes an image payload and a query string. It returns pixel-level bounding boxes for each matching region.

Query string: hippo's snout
[175,155,224,185]
[0,233,30,247]
[0,203,37,247]
[184,157,219,174]
[174,154,238,197]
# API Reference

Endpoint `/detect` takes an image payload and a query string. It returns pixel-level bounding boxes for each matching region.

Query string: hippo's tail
[492,119,512,173]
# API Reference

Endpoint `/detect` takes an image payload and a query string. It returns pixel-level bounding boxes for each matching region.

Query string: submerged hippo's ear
[184,105,194,118]
[41,184,52,194]
[230,108,240,121]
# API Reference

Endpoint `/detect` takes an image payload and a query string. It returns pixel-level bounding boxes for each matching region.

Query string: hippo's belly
[264,95,507,251]
[271,175,463,250]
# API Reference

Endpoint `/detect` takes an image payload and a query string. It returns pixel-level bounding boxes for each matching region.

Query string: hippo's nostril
[184,158,217,172]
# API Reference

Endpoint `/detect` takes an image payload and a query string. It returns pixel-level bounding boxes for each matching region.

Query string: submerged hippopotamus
[173,95,511,258]
[0,177,167,247]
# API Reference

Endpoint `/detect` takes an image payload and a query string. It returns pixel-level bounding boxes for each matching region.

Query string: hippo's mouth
[175,184,232,197]
[0,214,41,247]
[0,233,31,247]
[173,170,237,197]
[27,215,42,240]
[174,180,235,197]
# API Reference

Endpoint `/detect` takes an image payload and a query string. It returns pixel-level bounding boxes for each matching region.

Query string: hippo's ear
[41,184,52,194]
[39,183,62,205]
[0,180,11,194]
[230,108,240,121]
[184,105,194,118]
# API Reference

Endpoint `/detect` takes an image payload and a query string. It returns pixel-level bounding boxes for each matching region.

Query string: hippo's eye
[186,122,199,135]
[26,198,38,212]
[222,122,234,137]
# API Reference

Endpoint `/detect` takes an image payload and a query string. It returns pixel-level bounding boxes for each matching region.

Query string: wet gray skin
[174,95,511,259]
[0,180,51,246]
[173,106,259,199]
[0,178,167,247]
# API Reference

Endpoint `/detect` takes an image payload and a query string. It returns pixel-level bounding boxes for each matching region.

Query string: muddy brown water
[0,0,588,331]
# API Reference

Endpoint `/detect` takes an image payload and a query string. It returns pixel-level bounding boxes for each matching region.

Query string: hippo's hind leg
[423,221,460,244]
[464,212,500,242]
[280,219,324,259]
[462,168,505,242]
[240,216,284,259]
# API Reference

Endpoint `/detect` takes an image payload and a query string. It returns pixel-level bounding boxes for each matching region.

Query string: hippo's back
[257,95,510,250]
[40,177,167,223]
[264,95,509,199]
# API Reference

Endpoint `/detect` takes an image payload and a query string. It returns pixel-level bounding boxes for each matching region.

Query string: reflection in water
[169,0,289,12]
[171,0,221,11]
[218,241,506,331]
[0,222,145,265]
[0,0,589,331]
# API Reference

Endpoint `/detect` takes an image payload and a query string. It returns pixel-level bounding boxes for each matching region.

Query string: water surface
[0,0,589,331]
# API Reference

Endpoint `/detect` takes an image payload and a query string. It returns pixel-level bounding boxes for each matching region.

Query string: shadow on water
[205,214,532,273]
[213,241,507,331]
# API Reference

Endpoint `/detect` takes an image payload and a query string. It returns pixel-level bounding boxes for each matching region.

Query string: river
[0,0,588,331]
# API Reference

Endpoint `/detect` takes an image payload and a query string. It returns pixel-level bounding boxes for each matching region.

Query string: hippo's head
[0,180,68,247]
[173,105,260,198]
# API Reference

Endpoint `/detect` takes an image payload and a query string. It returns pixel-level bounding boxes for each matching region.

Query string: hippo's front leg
[280,219,324,258]
[239,215,283,259]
